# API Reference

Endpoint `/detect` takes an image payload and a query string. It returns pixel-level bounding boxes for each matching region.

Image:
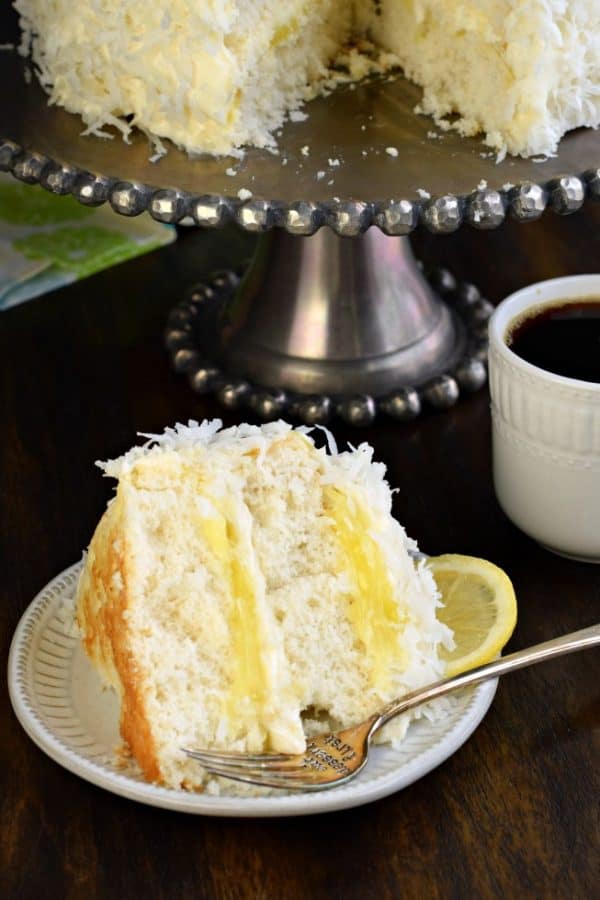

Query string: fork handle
[373,624,600,732]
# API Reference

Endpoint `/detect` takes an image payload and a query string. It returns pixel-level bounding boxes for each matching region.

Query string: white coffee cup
[488,275,600,563]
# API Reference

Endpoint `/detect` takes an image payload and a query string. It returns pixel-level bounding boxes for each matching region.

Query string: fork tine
[204,762,315,780]
[182,747,295,764]
[182,748,304,771]
[201,763,326,791]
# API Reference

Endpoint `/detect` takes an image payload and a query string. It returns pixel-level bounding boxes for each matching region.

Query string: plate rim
[8,562,498,818]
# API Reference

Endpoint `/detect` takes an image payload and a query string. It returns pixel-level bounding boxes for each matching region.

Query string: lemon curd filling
[200,502,268,745]
[270,18,299,48]
[194,471,404,745]
[142,456,271,746]
[323,485,402,690]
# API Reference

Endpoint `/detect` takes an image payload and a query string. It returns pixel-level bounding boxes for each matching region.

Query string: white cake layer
[361,0,600,158]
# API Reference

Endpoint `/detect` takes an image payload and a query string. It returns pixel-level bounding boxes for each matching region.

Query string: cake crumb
[114,742,133,769]
[237,188,253,201]
[300,145,310,157]
[477,179,488,191]
[416,188,431,200]
[316,170,326,181]
[386,146,399,158]
[225,167,237,177]
[328,158,341,167]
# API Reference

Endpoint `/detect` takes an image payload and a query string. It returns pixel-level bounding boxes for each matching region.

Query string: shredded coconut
[14,0,600,161]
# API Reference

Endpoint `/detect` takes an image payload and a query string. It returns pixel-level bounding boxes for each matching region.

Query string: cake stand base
[166,232,491,426]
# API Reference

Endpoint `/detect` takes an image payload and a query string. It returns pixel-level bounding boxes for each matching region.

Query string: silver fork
[183,624,600,792]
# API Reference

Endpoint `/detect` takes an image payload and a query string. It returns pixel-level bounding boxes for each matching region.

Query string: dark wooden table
[2,205,599,899]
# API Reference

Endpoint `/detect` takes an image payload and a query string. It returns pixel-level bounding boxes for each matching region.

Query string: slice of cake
[76,420,453,791]
[14,0,600,160]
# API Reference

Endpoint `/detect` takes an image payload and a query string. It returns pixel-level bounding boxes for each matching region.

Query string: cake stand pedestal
[2,52,599,425]
[168,229,480,425]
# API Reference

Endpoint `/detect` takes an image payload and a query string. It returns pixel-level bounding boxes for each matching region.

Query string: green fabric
[14,225,160,279]
[0,182,95,226]
[0,172,175,310]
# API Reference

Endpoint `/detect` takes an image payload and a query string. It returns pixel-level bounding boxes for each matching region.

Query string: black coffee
[506,299,600,383]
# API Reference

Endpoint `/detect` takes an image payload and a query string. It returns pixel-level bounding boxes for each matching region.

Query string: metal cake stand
[2,51,599,425]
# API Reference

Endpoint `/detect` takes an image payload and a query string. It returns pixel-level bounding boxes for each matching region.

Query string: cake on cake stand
[2,52,598,426]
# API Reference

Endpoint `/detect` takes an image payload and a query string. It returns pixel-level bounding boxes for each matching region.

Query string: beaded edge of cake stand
[1,139,598,236]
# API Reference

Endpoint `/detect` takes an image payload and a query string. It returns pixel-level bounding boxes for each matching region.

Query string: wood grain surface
[2,204,599,899]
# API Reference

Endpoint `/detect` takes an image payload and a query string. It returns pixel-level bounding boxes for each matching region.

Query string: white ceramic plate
[8,563,498,817]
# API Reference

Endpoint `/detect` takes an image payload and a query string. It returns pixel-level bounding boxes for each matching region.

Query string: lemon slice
[428,554,517,676]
